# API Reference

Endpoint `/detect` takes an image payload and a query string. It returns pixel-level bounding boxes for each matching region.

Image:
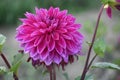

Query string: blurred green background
[0,0,100,26]
[1,0,120,80]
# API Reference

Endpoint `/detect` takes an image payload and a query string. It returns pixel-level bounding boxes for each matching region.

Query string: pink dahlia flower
[16,7,83,66]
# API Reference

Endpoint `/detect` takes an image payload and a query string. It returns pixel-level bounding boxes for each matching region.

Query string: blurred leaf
[75,74,94,80]
[12,53,23,65]
[92,62,120,70]
[63,73,69,80]
[113,59,120,66]
[93,38,106,57]
[101,0,108,4]
[97,21,107,38]
[10,53,24,74]
[4,72,13,80]
[42,70,49,76]
[0,66,7,74]
[0,34,6,51]
[83,21,93,34]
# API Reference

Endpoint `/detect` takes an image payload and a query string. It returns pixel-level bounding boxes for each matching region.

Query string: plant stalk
[0,51,19,80]
[80,5,104,80]
[50,64,56,80]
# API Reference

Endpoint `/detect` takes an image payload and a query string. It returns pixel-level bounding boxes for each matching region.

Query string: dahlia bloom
[16,7,83,67]
[103,0,120,18]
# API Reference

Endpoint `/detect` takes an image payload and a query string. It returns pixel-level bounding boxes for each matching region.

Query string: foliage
[0,66,7,74]
[92,62,120,70]
[10,53,24,74]
[0,34,6,51]
[93,38,106,57]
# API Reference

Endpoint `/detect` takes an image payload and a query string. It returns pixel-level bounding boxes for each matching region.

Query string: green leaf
[10,53,24,74]
[12,53,23,65]
[93,38,106,57]
[42,70,49,76]
[0,34,6,51]
[0,66,7,74]
[75,74,94,80]
[91,62,120,70]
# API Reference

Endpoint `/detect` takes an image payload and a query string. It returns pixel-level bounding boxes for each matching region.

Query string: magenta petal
[45,58,52,65]
[29,48,37,57]
[57,36,66,49]
[25,41,34,49]
[62,33,72,40]
[32,54,40,60]
[37,39,46,54]
[23,36,36,43]
[48,37,55,51]
[52,32,59,40]
[54,54,62,64]
[31,30,40,37]
[45,52,55,65]
[34,36,44,46]
[57,28,67,33]
[116,0,120,2]
[61,49,67,58]
[66,40,79,53]
[40,48,49,60]
[55,43,63,54]
[106,6,112,18]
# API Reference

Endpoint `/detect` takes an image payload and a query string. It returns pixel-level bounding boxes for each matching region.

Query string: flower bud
[115,0,120,10]
[101,0,120,18]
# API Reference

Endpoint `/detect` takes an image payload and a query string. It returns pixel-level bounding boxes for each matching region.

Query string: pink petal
[54,54,62,64]
[57,36,66,49]
[37,37,46,54]
[44,52,54,65]
[25,41,34,49]
[22,36,36,43]
[34,36,44,46]
[52,32,59,40]
[31,30,41,37]
[56,28,67,33]
[55,43,63,55]
[62,33,72,40]
[106,6,112,18]
[29,48,37,57]
[116,0,120,2]
[32,54,40,60]
[40,48,49,60]
[66,40,79,53]
[47,36,55,51]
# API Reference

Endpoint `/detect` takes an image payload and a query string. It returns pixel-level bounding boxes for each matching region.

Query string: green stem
[0,51,19,80]
[80,5,104,80]
[87,54,97,71]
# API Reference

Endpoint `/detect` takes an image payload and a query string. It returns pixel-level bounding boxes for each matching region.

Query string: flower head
[16,7,83,67]
[101,0,120,18]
